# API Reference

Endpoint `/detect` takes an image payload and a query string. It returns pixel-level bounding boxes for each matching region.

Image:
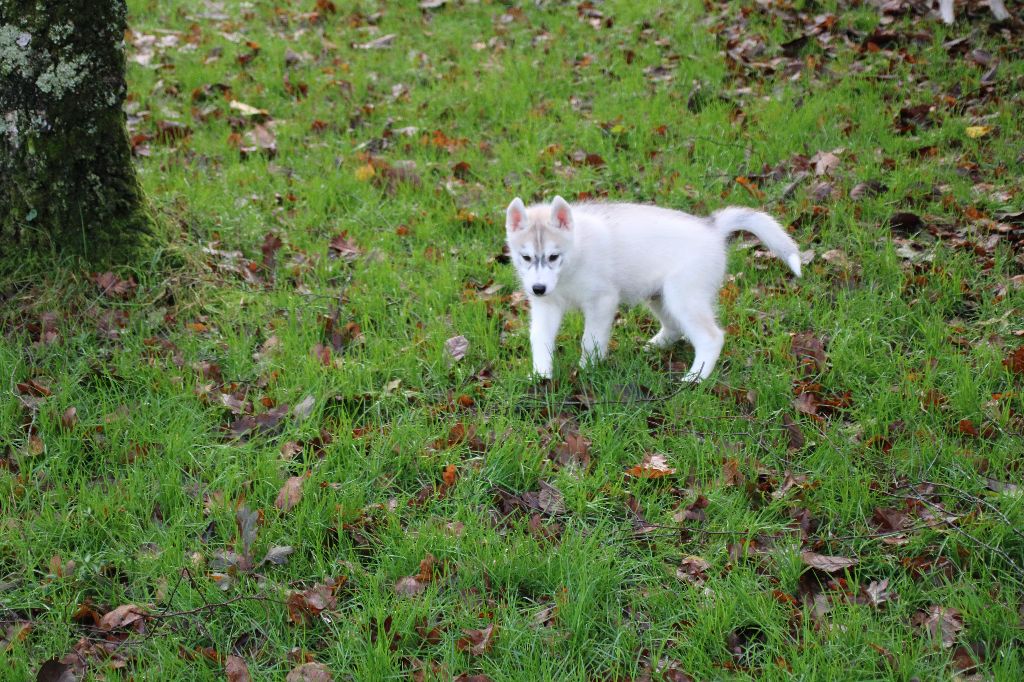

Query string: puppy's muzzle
[532,284,547,296]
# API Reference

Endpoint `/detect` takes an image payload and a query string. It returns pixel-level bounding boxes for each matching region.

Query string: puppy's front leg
[580,296,618,368]
[529,299,564,379]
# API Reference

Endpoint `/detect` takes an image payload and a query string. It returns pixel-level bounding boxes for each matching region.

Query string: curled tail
[712,207,802,277]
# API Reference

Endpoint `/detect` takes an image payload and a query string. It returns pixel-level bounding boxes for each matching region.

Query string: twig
[148,592,284,621]
[905,493,1024,583]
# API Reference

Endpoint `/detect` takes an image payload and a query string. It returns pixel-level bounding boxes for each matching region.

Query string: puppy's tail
[713,207,802,277]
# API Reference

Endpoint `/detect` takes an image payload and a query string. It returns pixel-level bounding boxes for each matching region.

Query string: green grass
[3,0,1024,679]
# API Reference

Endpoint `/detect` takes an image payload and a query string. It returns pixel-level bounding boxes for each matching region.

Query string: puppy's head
[505,196,574,298]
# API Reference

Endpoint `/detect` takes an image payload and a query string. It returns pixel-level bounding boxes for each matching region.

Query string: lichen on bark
[1,0,152,272]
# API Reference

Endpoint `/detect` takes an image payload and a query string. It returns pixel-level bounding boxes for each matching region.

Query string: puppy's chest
[559,267,663,308]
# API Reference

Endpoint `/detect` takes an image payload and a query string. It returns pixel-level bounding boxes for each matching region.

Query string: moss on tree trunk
[1,0,151,272]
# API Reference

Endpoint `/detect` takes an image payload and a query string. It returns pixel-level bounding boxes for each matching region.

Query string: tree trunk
[1,0,151,271]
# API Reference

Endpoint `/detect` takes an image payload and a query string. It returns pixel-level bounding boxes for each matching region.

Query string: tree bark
[1,0,151,271]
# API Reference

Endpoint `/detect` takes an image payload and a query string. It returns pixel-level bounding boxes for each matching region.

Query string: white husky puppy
[505,197,802,383]
[937,0,1010,23]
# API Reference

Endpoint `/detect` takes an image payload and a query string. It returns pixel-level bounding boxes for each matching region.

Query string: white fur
[937,0,1010,23]
[505,198,801,383]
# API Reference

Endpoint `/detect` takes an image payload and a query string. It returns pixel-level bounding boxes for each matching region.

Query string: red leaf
[327,232,362,261]
[16,379,52,397]
[1004,346,1024,375]
[287,578,345,624]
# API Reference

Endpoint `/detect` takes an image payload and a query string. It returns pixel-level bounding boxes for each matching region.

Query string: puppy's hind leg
[579,295,618,368]
[644,296,682,350]
[662,284,724,383]
[938,0,955,23]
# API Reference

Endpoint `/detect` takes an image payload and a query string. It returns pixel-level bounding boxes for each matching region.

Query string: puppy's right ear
[506,197,527,233]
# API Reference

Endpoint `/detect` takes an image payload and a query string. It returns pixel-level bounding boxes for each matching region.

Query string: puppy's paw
[645,329,679,350]
[679,370,706,385]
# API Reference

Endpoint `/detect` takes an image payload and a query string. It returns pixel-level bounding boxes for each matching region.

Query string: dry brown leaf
[457,623,497,655]
[276,474,308,512]
[98,604,148,633]
[446,335,469,361]
[285,661,333,682]
[225,655,252,682]
[800,551,858,573]
[624,453,675,479]
[911,605,963,648]
[791,331,827,373]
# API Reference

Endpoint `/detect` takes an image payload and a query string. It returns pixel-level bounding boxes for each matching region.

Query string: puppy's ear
[506,197,527,233]
[550,196,574,230]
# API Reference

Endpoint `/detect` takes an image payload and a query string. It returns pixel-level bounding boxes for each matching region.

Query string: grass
[2,0,1024,679]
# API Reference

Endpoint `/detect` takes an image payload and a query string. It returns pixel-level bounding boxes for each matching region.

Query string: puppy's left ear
[550,196,574,231]
[506,197,527,233]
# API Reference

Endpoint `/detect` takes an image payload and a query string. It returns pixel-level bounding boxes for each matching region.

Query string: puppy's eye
[522,255,532,262]
[548,254,559,262]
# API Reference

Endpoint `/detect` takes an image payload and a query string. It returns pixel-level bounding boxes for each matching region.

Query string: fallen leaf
[259,545,294,566]
[536,480,565,514]
[0,621,31,653]
[457,623,497,655]
[98,604,148,633]
[236,505,261,558]
[965,125,992,139]
[810,150,841,177]
[93,272,137,299]
[241,124,277,158]
[911,605,963,648]
[983,476,1020,496]
[228,100,269,118]
[550,431,592,471]
[16,378,52,397]
[285,662,333,682]
[353,34,395,50]
[1003,346,1024,375]
[276,474,308,512]
[441,464,457,490]
[781,414,804,450]
[225,655,252,682]
[858,579,894,608]
[886,211,924,235]
[395,575,428,597]
[676,556,711,585]
[34,659,80,682]
[800,551,858,573]
[293,395,316,420]
[446,335,469,361]
[850,180,887,200]
[625,453,676,479]
[328,232,361,261]
[287,578,344,624]
[791,332,827,374]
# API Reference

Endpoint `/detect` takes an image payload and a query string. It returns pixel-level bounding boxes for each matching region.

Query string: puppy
[937,0,1011,23]
[505,197,801,383]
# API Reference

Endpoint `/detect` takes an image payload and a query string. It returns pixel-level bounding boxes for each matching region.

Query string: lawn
[3,0,1024,679]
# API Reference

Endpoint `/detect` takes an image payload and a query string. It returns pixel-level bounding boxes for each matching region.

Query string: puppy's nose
[532,284,547,296]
